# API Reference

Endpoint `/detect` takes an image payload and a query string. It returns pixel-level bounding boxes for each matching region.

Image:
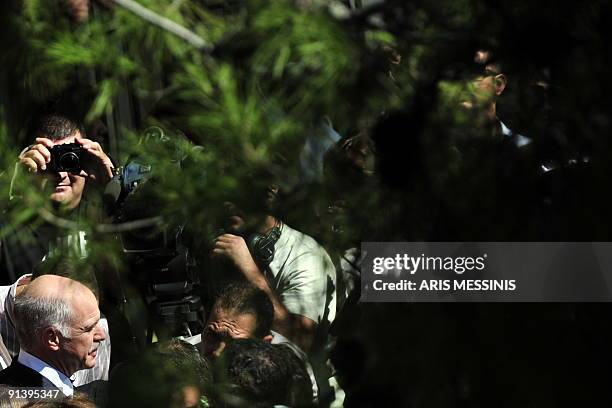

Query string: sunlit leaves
[250,2,358,115]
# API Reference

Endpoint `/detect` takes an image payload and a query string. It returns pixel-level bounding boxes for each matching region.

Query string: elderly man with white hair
[0,274,105,396]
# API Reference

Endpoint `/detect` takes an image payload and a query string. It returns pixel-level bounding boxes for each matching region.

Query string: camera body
[49,143,85,173]
[103,127,205,340]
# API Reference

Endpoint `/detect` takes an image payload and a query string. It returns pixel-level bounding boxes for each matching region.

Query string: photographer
[15,114,114,206]
[1,114,114,283]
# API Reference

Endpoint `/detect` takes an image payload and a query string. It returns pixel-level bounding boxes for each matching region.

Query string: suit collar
[18,350,73,396]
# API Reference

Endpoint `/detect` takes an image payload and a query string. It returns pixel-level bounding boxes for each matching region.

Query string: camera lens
[59,152,80,172]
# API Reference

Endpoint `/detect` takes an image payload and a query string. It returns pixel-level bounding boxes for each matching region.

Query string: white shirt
[0,336,10,370]
[17,349,73,396]
[0,274,32,369]
[266,223,336,327]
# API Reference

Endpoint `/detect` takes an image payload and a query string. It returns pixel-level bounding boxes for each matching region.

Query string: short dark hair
[213,281,274,338]
[34,114,82,141]
[108,339,212,408]
[274,344,314,407]
[216,339,290,407]
[215,339,314,408]
[153,338,212,391]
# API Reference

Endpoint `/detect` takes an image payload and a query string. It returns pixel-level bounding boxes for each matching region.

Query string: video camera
[104,126,204,340]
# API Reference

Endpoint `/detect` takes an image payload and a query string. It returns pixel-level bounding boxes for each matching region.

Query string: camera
[103,127,205,341]
[49,143,85,173]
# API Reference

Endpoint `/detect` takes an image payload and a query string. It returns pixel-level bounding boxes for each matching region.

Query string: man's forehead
[77,309,100,325]
[209,309,257,330]
[209,307,236,324]
[72,305,100,330]
[52,134,80,145]
[37,131,81,145]
[70,288,99,314]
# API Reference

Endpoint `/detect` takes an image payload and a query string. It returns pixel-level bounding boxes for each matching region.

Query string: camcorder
[104,127,204,342]
[48,143,85,173]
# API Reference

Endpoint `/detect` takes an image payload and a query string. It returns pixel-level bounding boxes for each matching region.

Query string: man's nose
[93,322,106,342]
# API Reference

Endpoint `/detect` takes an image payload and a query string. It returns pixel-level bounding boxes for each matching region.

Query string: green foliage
[2,1,612,404]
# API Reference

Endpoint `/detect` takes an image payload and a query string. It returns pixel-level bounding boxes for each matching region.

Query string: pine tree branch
[95,216,165,233]
[38,207,165,233]
[110,0,211,51]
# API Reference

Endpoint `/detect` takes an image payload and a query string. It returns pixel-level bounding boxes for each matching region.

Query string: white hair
[13,294,73,351]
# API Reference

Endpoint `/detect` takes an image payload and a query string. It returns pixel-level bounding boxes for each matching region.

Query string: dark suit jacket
[0,360,48,388]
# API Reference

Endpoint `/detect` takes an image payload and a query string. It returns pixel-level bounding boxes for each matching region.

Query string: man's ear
[43,327,61,351]
[494,74,507,95]
[262,334,273,344]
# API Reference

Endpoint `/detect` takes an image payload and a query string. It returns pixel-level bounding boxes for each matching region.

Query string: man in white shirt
[212,199,336,353]
[0,275,106,396]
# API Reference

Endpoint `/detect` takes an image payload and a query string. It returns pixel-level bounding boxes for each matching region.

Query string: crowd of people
[0,41,602,408]
[0,109,345,407]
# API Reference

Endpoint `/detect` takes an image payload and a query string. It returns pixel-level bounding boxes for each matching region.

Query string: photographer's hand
[18,138,54,172]
[76,136,114,185]
[212,234,261,277]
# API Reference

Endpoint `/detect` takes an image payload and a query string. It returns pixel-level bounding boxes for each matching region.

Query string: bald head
[24,274,93,304]
[13,275,97,353]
